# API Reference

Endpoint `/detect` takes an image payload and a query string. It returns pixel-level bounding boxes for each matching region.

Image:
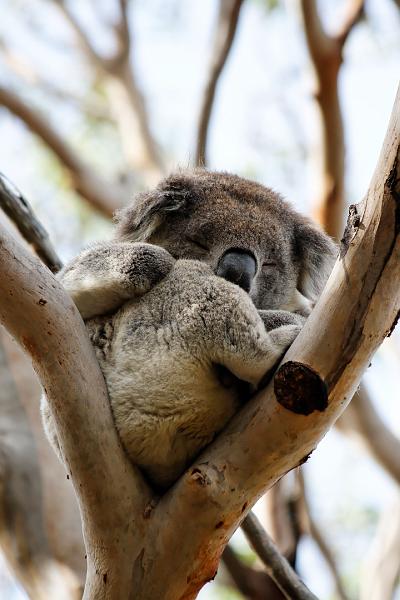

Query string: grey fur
[42,169,337,490]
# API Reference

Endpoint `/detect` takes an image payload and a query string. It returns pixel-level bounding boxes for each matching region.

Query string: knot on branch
[274,361,328,416]
[340,203,362,257]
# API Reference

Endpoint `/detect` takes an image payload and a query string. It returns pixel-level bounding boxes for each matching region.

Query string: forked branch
[195,0,244,166]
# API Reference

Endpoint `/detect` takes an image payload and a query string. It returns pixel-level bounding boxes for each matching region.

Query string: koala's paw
[259,309,306,332]
[87,316,115,359]
[269,323,302,356]
[120,243,175,294]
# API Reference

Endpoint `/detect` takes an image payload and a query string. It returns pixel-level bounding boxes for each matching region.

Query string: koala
[42,169,336,490]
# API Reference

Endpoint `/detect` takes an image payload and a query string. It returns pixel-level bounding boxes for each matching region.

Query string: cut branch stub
[274,362,328,415]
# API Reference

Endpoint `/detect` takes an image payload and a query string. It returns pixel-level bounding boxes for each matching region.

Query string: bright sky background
[0,1,399,598]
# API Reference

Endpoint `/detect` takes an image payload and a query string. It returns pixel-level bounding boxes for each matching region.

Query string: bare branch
[336,0,365,45]
[336,385,400,485]
[0,42,111,120]
[241,512,318,600]
[360,495,400,600]
[51,0,163,176]
[0,225,152,597]
[0,85,125,216]
[223,544,285,599]
[299,0,365,237]
[51,0,104,69]
[298,470,350,600]
[113,0,131,64]
[0,333,82,599]
[133,85,400,599]
[195,0,244,166]
[105,63,163,177]
[265,476,301,566]
[0,173,62,272]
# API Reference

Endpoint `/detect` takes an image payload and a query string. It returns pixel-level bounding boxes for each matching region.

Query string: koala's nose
[216,249,257,293]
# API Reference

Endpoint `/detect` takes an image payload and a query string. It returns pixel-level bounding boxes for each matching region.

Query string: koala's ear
[114,178,191,241]
[294,220,337,302]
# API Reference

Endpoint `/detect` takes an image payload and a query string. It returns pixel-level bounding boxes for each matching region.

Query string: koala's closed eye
[262,260,277,268]
[185,236,209,252]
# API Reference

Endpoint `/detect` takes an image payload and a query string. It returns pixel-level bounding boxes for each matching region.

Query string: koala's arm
[60,241,174,319]
[258,309,306,332]
[209,298,303,387]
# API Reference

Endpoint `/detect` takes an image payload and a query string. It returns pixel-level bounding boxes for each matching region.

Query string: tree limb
[336,0,365,45]
[127,86,400,599]
[241,512,318,600]
[0,85,124,217]
[0,334,82,600]
[195,0,244,166]
[51,0,163,176]
[299,0,364,237]
[0,225,153,598]
[298,470,350,600]
[360,495,400,600]
[222,544,286,600]
[336,386,400,485]
[0,173,62,272]
[52,0,104,69]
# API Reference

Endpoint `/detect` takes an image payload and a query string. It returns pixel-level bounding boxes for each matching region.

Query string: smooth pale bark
[0,331,82,600]
[0,226,152,598]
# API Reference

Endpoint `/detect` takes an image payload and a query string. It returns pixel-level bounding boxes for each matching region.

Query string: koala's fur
[42,169,336,490]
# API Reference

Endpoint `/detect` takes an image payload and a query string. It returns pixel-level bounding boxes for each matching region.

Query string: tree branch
[0,334,82,599]
[336,0,365,45]
[195,0,244,166]
[52,0,104,69]
[133,85,400,599]
[0,173,62,272]
[241,512,318,600]
[336,386,400,485]
[51,0,163,176]
[113,0,131,65]
[298,470,350,600]
[0,85,125,217]
[222,544,286,600]
[299,0,365,237]
[0,225,153,598]
[360,495,400,600]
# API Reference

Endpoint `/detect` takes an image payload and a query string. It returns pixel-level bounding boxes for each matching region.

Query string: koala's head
[115,169,337,314]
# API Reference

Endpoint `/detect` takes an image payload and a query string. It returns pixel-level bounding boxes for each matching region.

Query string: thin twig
[337,386,400,485]
[0,85,124,216]
[298,0,365,238]
[335,0,365,45]
[52,0,104,68]
[298,470,350,600]
[241,512,318,600]
[113,0,131,64]
[360,495,400,600]
[195,0,244,166]
[0,173,62,273]
[223,543,285,599]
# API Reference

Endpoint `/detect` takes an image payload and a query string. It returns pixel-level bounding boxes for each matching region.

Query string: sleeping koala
[42,169,336,490]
